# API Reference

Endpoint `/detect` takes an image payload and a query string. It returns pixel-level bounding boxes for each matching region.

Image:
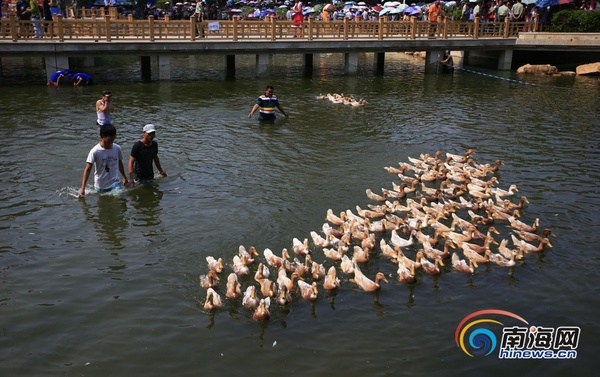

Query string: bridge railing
[0,14,540,42]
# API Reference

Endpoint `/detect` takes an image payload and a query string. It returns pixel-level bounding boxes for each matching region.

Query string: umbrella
[397,3,408,11]
[390,7,403,14]
[404,5,420,13]
[324,4,334,11]
[373,5,384,12]
[535,0,573,6]
[379,8,391,15]
[279,4,289,8]
[521,0,536,3]
[383,1,400,6]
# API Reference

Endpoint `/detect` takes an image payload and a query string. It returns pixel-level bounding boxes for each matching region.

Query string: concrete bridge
[1,28,598,81]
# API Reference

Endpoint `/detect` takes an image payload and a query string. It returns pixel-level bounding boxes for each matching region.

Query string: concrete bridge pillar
[303,53,313,77]
[344,52,358,75]
[157,55,171,80]
[226,55,235,78]
[374,52,385,75]
[256,54,269,77]
[498,48,513,71]
[44,54,69,81]
[425,50,444,73]
[141,56,151,81]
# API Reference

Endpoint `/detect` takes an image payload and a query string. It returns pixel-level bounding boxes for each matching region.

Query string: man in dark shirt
[128,124,167,184]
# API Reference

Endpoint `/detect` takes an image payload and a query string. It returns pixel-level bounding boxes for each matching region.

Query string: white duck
[486,250,515,267]
[498,238,523,260]
[253,297,271,321]
[225,273,242,299]
[340,254,354,274]
[242,285,259,310]
[310,231,330,248]
[390,229,416,248]
[350,262,388,292]
[352,245,370,263]
[206,256,223,273]
[232,255,249,275]
[297,280,319,301]
[203,288,222,311]
[199,270,220,289]
[508,217,540,233]
[323,266,341,290]
[417,252,441,275]
[451,252,475,274]
[323,246,345,261]
[292,237,310,257]
[264,248,290,269]
[326,208,346,226]
[397,259,416,284]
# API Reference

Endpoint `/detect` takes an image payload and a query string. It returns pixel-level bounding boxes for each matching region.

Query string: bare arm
[79,162,93,196]
[118,160,129,187]
[277,103,289,118]
[154,155,167,177]
[128,155,136,182]
[248,104,260,118]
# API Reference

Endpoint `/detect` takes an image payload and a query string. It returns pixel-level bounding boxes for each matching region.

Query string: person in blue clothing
[248,85,288,122]
[47,69,69,86]
[70,72,93,86]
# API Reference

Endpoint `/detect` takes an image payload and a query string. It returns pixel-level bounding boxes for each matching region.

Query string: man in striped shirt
[248,85,288,122]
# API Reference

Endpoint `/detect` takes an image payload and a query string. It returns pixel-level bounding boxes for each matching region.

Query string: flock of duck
[315,93,367,107]
[200,150,555,321]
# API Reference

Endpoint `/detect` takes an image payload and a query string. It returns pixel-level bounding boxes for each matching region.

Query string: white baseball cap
[143,124,156,133]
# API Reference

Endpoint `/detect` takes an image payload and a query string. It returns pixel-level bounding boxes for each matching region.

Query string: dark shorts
[258,112,275,122]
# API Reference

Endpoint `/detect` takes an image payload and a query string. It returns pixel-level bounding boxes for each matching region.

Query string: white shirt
[86,143,123,190]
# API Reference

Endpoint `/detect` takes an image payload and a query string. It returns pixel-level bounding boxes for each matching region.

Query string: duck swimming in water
[253,297,271,321]
[203,287,222,311]
[350,261,388,292]
[323,266,341,290]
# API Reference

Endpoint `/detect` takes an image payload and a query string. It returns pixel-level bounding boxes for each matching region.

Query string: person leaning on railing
[27,0,43,38]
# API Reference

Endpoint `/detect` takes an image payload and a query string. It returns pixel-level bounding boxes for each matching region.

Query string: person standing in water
[128,124,167,185]
[79,124,129,196]
[96,90,114,127]
[248,85,288,122]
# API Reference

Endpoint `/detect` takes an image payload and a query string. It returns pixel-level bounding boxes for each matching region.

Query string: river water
[0,52,599,376]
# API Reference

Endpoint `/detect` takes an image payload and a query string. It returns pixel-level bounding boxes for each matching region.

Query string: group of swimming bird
[315,93,367,107]
[200,149,555,321]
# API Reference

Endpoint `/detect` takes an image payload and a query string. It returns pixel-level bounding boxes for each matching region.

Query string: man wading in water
[248,85,289,123]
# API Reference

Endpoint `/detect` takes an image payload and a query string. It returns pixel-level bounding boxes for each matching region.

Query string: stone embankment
[517,62,600,76]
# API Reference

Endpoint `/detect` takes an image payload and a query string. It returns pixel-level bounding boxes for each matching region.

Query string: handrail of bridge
[1,13,539,43]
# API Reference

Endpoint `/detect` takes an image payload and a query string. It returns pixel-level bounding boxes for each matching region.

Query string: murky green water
[0,52,599,376]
